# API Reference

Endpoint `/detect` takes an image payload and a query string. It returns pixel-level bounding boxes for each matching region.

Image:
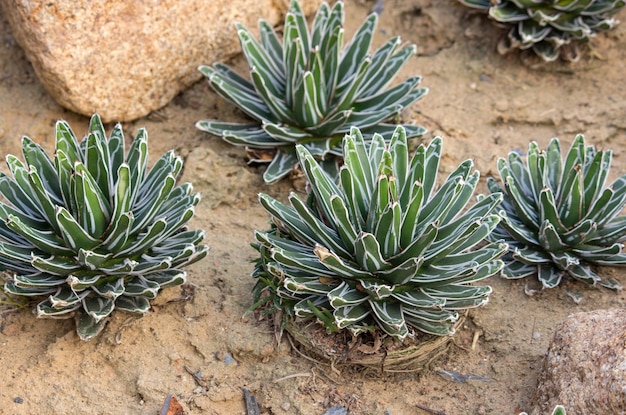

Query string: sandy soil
[0,1,625,414]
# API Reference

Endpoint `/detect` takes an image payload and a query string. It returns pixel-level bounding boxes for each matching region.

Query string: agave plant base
[284,316,465,373]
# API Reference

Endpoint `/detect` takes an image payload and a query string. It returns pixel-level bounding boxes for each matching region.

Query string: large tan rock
[532,309,626,415]
[0,0,322,122]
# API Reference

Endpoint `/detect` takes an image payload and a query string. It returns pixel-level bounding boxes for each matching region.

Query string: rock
[0,0,322,122]
[531,309,626,415]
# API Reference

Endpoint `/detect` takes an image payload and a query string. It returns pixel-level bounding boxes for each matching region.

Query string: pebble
[14,397,23,404]
[323,406,347,415]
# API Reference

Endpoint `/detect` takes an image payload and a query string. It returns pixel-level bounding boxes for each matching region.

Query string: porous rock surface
[532,308,626,415]
[0,0,322,122]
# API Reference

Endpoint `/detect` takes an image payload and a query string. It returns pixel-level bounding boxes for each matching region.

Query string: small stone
[13,397,23,404]
[323,406,348,415]
[223,353,235,365]
[281,402,291,411]
[494,99,509,112]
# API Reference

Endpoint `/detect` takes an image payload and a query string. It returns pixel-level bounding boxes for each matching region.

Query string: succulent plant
[458,0,625,61]
[196,0,427,183]
[0,114,209,340]
[251,126,506,340]
[488,135,625,290]
[520,405,566,415]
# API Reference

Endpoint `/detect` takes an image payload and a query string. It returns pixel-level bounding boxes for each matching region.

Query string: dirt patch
[0,1,625,414]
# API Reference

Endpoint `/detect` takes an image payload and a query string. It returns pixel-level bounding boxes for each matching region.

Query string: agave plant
[520,405,566,415]
[0,114,209,340]
[488,135,626,290]
[196,0,427,183]
[251,126,506,340]
[458,0,625,61]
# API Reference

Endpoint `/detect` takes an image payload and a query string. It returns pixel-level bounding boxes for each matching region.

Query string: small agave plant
[488,135,626,290]
[458,0,625,61]
[252,126,506,340]
[520,405,566,415]
[197,0,427,183]
[0,115,209,340]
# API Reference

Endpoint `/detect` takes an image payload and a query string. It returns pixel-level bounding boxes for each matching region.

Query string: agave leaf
[84,126,111,201]
[359,279,396,300]
[434,242,508,269]
[21,136,62,202]
[76,311,108,341]
[6,213,74,255]
[115,295,151,314]
[37,298,82,318]
[582,149,611,210]
[91,279,125,299]
[55,206,100,251]
[336,13,376,89]
[375,202,402,258]
[512,246,553,264]
[537,264,564,288]
[0,256,38,274]
[201,63,254,93]
[292,296,331,318]
[197,122,274,147]
[392,221,439,264]
[67,274,101,291]
[314,245,373,280]
[358,38,409,96]
[4,281,56,296]
[251,69,294,123]
[272,245,336,277]
[585,216,626,245]
[73,164,110,238]
[101,212,133,252]
[399,182,424,246]
[51,286,91,308]
[370,300,408,339]
[125,276,160,299]
[404,313,456,336]
[538,221,570,252]
[138,151,182,197]
[130,174,176,233]
[354,232,390,272]
[83,296,115,323]
[289,194,351,257]
[256,229,312,254]
[32,255,82,275]
[212,75,274,122]
[13,272,66,288]
[144,269,187,288]
[501,260,537,279]
[285,275,334,295]
[392,290,444,308]
[259,20,283,64]
[258,194,317,246]
[327,281,368,307]
[117,218,167,258]
[55,120,82,164]
[333,303,371,329]
[538,187,569,234]
[572,242,623,261]
[0,172,40,219]
[376,256,424,286]
[262,148,299,184]
[0,241,39,264]
[423,284,492,300]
